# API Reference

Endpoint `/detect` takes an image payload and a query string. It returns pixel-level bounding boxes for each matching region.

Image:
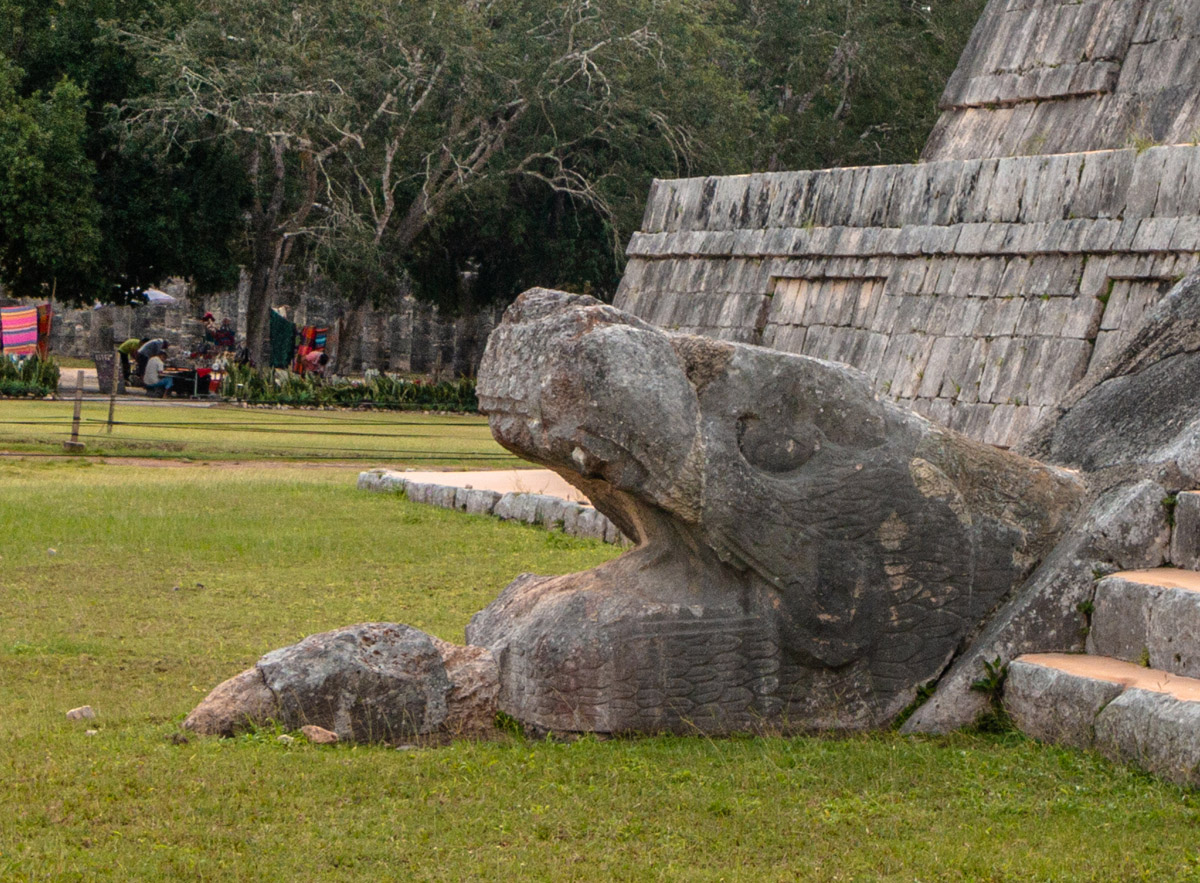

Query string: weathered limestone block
[469,289,1083,734]
[428,485,457,510]
[534,496,572,531]
[1087,575,1163,663]
[924,0,1200,162]
[455,487,502,516]
[1004,658,1123,749]
[1094,688,1200,789]
[356,469,403,492]
[494,492,549,524]
[574,507,610,542]
[403,482,436,505]
[1149,586,1200,680]
[184,623,499,743]
[1021,273,1200,487]
[1170,491,1200,570]
[905,479,1171,734]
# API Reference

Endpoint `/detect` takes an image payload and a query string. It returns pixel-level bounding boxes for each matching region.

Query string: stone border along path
[358,468,629,545]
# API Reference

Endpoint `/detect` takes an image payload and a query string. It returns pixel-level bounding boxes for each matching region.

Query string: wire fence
[0,404,518,464]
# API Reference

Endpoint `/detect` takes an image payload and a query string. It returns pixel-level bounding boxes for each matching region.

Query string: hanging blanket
[36,303,52,358]
[1,306,38,356]
[268,309,297,369]
[293,325,329,373]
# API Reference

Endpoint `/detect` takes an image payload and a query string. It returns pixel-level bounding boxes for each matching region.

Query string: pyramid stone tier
[924,0,1200,161]
[615,146,1200,448]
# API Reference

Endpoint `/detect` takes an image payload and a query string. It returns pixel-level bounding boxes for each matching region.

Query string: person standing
[214,318,236,350]
[198,313,218,355]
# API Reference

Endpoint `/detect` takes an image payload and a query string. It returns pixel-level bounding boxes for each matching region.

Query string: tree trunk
[244,234,279,368]
[333,302,366,375]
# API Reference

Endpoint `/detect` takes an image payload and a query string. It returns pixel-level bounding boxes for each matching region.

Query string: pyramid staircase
[1005,492,1200,787]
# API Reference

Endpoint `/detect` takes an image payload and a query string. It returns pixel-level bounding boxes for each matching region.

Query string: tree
[733,0,986,171]
[400,176,622,315]
[0,57,101,300]
[392,0,985,312]
[121,0,757,364]
[0,0,245,305]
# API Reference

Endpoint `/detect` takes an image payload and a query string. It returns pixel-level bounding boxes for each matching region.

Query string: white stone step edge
[1006,653,1200,788]
[357,469,629,545]
[1087,568,1200,678]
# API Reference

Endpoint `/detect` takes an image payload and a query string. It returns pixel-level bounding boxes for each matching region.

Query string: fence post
[64,370,85,452]
[107,350,118,434]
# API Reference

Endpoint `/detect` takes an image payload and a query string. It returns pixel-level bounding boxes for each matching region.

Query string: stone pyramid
[614,0,1200,449]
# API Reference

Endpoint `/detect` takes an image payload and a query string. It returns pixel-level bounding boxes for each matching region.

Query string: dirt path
[385,468,587,501]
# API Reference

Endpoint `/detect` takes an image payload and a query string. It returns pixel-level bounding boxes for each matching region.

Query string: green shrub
[0,354,60,397]
[220,365,477,412]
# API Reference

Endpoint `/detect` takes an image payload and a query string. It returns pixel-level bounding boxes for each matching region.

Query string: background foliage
[0,0,985,331]
[0,0,246,304]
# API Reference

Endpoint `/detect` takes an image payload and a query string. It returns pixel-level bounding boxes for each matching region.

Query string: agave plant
[0,355,60,397]
[219,364,477,411]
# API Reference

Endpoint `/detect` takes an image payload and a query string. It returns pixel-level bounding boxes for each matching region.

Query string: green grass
[0,400,518,465]
[54,356,95,369]
[4,461,1200,881]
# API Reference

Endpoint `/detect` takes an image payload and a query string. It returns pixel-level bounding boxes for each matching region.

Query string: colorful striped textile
[293,325,329,373]
[1,306,38,356]
[36,303,52,358]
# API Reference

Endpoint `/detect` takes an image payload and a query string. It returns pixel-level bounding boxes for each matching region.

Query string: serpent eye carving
[737,414,821,473]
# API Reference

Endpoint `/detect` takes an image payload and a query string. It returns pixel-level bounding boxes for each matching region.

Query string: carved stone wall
[615,146,1200,447]
[924,0,1200,161]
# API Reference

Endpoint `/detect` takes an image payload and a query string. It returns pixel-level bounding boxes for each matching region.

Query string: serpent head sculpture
[468,289,1084,733]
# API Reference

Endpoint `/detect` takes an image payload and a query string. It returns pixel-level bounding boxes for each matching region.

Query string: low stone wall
[357,469,627,545]
[6,278,499,377]
[617,145,1200,447]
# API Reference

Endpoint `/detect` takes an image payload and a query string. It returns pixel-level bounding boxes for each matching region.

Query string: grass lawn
[0,400,518,465]
[3,460,1200,881]
[53,357,95,370]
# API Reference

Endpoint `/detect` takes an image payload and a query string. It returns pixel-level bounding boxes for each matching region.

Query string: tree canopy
[0,0,245,304]
[119,0,761,361]
[0,57,100,300]
[0,0,985,352]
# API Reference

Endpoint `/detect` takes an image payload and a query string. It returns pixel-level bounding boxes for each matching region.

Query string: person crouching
[142,348,173,397]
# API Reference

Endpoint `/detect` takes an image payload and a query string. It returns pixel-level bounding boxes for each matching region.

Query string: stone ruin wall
[616,147,1200,448]
[9,277,499,378]
[924,0,1200,161]
[615,0,1200,449]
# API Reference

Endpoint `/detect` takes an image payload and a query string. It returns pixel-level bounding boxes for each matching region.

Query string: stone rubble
[301,725,339,745]
[183,623,500,745]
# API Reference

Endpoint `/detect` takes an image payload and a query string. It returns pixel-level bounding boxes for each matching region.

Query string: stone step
[1005,653,1200,788]
[1171,491,1200,569]
[1087,568,1200,677]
